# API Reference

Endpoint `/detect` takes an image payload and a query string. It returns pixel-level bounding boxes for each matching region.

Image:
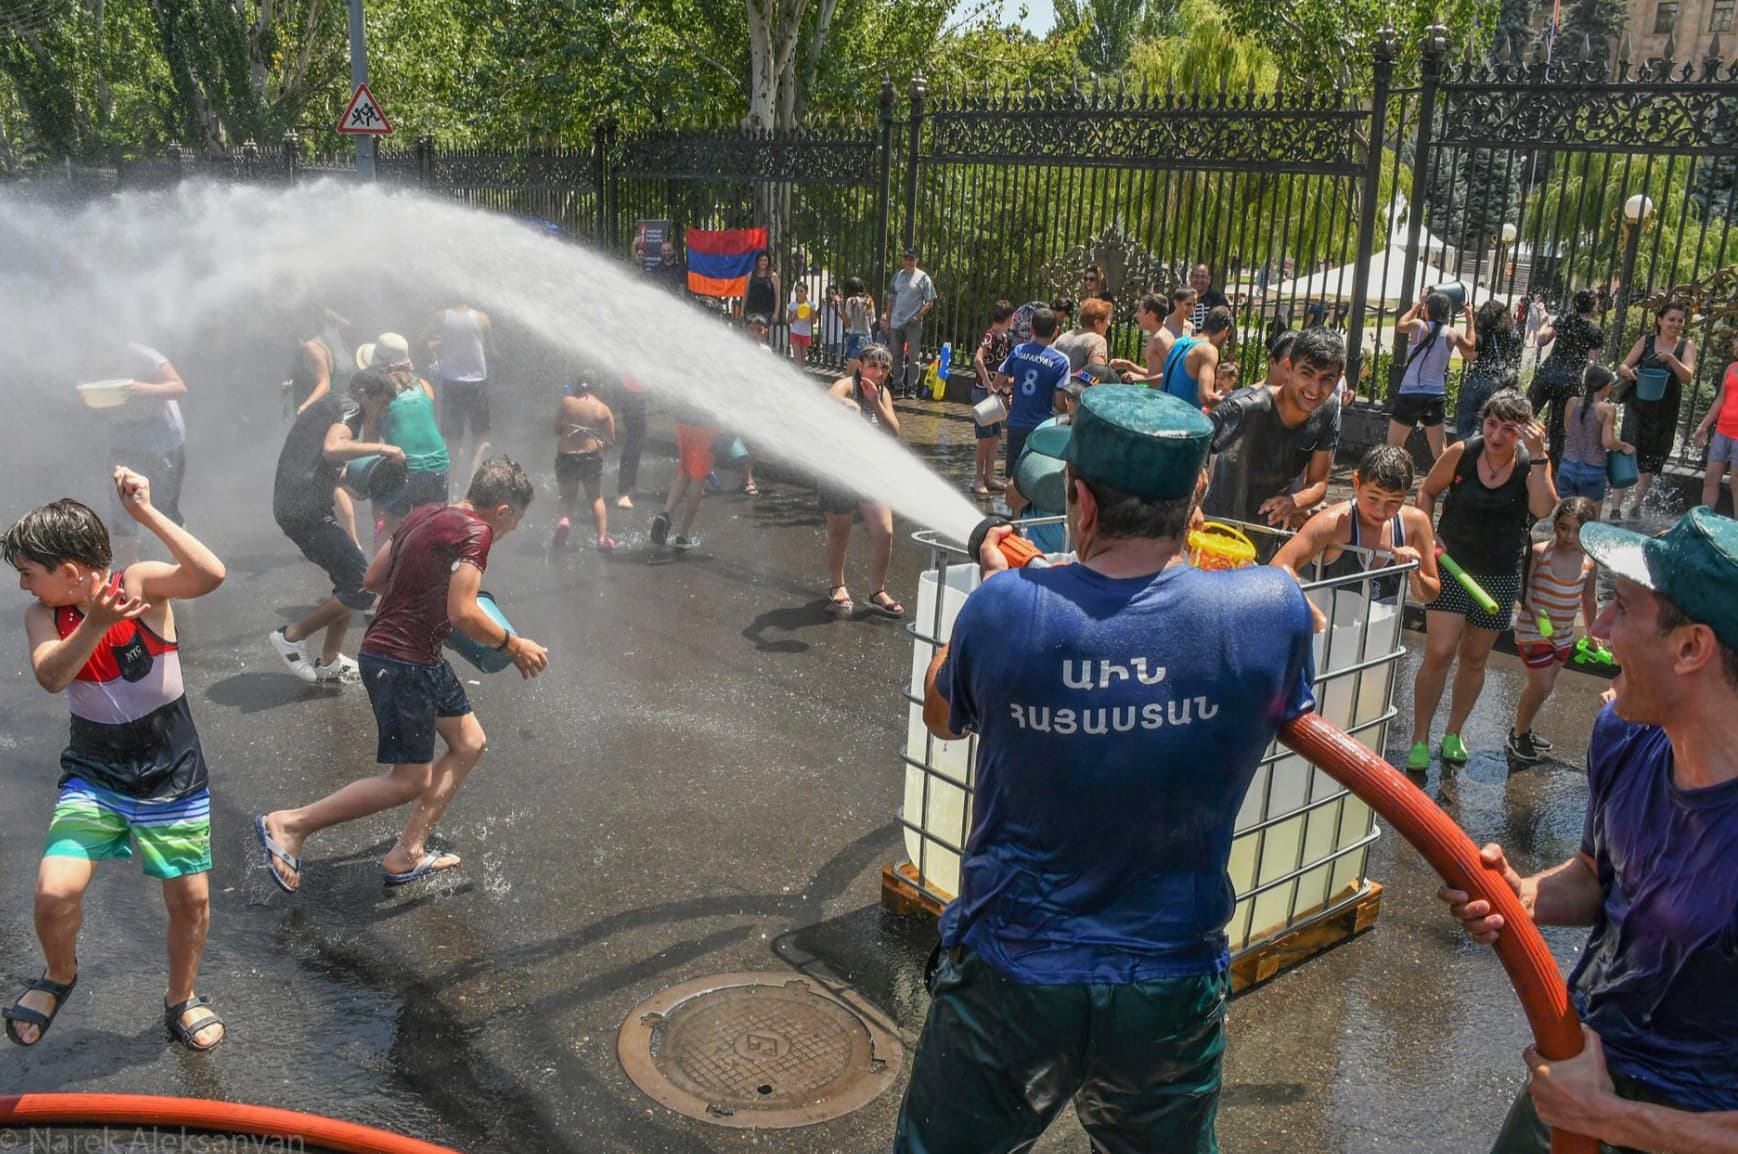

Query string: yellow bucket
[1188,521,1256,571]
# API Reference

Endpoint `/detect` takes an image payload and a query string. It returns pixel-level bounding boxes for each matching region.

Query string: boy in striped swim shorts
[2,468,228,1051]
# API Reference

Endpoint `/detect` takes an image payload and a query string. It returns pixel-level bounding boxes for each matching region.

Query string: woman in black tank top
[1614,302,1697,517]
[743,251,779,328]
[1405,389,1559,771]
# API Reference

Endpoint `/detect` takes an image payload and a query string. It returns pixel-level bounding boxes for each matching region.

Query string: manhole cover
[617,971,903,1128]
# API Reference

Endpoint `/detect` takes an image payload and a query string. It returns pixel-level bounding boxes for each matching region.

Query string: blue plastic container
[344,454,409,504]
[443,591,517,673]
[1606,449,1639,489]
[1636,367,1671,402]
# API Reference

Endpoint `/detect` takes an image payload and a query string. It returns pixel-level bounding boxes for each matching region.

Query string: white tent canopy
[1271,244,1493,309]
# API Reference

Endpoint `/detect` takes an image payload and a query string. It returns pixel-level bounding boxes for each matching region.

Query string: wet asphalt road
[0,394,1614,1153]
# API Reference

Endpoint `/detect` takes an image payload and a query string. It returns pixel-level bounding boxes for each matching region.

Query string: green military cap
[1062,384,1213,501]
[1582,506,1738,652]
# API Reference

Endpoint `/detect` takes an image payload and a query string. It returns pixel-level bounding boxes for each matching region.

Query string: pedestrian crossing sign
[337,83,392,136]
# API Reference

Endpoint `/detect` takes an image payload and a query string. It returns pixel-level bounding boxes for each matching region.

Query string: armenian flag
[685,227,768,298]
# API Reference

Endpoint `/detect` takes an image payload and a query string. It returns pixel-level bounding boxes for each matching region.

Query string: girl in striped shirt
[1507,497,1603,763]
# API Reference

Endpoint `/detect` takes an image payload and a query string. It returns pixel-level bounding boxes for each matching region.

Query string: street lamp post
[1612,193,1655,355]
[1495,221,1518,291]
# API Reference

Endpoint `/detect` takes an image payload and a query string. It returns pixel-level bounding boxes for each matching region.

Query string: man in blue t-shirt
[995,306,1071,482]
[893,385,1316,1154]
[1441,506,1738,1154]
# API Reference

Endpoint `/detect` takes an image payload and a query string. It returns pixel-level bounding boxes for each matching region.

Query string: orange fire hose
[1280,712,1596,1154]
[974,524,1594,1150]
[0,1093,462,1154]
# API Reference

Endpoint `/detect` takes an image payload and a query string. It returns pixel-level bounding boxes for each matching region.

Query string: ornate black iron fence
[600,102,894,371]
[9,30,1737,461]
[906,69,1381,389]
[1393,36,1738,467]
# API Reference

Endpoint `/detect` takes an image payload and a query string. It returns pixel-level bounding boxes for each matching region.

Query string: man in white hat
[358,333,448,539]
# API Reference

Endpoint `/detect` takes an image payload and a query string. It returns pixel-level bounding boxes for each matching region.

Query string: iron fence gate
[10,28,1737,460]
[1391,37,1738,467]
[905,67,1380,390]
[601,101,893,371]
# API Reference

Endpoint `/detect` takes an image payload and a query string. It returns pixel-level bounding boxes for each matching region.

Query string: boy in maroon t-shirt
[255,458,549,893]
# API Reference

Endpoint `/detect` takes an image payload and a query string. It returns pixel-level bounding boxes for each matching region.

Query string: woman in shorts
[1692,330,1738,514]
[1405,389,1559,771]
[821,344,902,618]
[1387,291,1474,463]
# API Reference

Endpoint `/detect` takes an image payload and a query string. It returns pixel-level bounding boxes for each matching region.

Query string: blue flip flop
[384,852,461,887]
[254,815,300,894]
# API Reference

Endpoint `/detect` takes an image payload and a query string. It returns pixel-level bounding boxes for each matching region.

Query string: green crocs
[1404,741,1430,772]
[1440,733,1469,766]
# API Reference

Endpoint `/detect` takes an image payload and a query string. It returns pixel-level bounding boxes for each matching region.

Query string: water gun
[1434,546,1500,615]
[1573,636,1616,668]
[1536,613,1553,639]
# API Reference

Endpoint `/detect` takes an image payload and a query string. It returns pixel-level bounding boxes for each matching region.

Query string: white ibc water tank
[898,526,1404,956]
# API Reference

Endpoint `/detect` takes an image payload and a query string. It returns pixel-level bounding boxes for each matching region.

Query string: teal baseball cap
[1581,507,1738,652]
[1062,384,1213,501]
[1014,421,1072,512]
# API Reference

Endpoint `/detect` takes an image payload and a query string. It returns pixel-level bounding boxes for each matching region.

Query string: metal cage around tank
[895,519,1416,959]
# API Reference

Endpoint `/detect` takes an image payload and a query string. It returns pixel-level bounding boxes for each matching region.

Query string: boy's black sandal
[165,994,225,1052]
[4,971,77,1046]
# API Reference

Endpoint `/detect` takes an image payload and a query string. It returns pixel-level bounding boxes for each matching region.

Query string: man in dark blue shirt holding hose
[893,386,1316,1153]
[1442,507,1738,1154]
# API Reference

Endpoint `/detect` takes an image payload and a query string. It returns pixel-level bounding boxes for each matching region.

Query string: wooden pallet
[880,862,949,919]
[1227,882,1383,993]
[882,863,1383,994]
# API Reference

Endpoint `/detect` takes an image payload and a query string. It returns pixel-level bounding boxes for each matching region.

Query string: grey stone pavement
[0,385,1612,1153]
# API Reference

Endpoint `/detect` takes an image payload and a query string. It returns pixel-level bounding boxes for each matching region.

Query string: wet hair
[1655,300,1688,330]
[349,365,397,403]
[844,275,865,296]
[1216,361,1240,386]
[1171,286,1197,309]
[1577,363,1618,424]
[990,300,1015,324]
[1572,289,1596,315]
[3,498,111,572]
[1031,307,1060,340]
[1356,445,1414,493]
[1139,292,1165,319]
[1268,329,1298,362]
[745,314,770,330]
[1078,298,1113,328]
[1199,305,1235,337]
[1288,326,1345,373]
[1423,292,1452,323]
[1065,465,1195,542]
[1049,297,1076,320]
[1553,496,1600,529]
[1656,595,1738,691]
[1481,387,1533,425]
[857,342,893,369]
[467,456,534,512]
[1475,299,1514,351]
